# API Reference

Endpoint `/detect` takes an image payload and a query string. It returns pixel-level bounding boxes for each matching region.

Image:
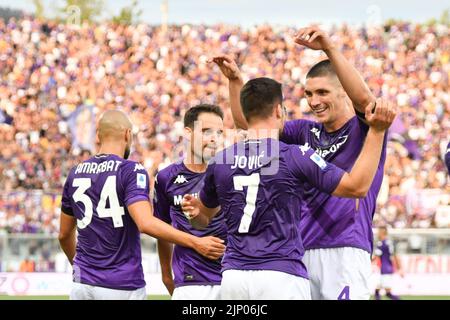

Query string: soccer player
[373,226,402,300]
[211,26,388,299]
[153,104,227,300]
[182,77,396,300]
[58,110,225,300]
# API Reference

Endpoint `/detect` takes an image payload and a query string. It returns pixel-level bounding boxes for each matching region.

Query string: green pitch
[1,295,450,300]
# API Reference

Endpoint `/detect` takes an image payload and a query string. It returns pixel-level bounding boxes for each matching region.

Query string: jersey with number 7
[61,154,150,290]
[200,138,346,279]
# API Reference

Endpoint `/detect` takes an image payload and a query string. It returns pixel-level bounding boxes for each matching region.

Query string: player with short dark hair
[211,26,389,299]
[154,104,227,300]
[182,77,396,300]
[58,110,225,300]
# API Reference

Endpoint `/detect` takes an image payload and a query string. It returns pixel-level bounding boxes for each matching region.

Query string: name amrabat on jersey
[74,160,122,175]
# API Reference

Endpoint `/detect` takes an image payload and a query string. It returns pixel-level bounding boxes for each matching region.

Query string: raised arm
[209,55,248,129]
[294,27,376,114]
[333,99,396,197]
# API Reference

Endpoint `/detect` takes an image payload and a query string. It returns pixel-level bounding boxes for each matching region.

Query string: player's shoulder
[154,161,184,186]
[284,118,315,134]
[119,159,147,173]
[284,141,313,157]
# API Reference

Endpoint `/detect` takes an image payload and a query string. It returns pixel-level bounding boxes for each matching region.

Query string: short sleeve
[119,161,151,207]
[199,162,219,209]
[61,171,74,216]
[288,145,346,194]
[152,172,172,224]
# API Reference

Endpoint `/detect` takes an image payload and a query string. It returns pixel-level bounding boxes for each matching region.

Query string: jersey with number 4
[199,138,346,279]
[61,154,150,290]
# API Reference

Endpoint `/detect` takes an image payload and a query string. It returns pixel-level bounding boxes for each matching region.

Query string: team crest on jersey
[299,143,311,156]
[174,175,188,184]
[310,152,327,170]
[311,127,321,139]
[137,173,147,189]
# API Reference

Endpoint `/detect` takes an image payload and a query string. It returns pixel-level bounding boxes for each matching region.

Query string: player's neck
[247,121,279,140]
[97,144,125,159]
[183,154,207,173]
[323,112,354,133]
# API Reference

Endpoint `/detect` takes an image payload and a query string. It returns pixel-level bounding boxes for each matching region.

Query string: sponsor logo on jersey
[173,192,199,206]
[314,135,349,158]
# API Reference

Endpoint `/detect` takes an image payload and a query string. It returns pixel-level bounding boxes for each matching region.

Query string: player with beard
[59,110,225,300]
[154,104,227,299]
[182,78,396,299]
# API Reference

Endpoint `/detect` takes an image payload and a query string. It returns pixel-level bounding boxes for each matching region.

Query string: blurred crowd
[0,17,449,235]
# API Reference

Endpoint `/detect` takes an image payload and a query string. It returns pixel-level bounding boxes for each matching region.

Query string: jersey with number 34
[200,138,345,279]
[61,154,150,290]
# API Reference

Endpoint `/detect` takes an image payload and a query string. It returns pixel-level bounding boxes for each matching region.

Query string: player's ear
[275,104,283,120]
[95,130,101,145]
[125,128,132,143]
[184,126,193,139]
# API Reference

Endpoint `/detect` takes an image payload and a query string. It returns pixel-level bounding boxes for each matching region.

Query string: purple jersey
[445,141,450,174]
[61,154,149,290]
[153,161,226,287]
[281,116,387,253]
[199,138,345,279]
[375,239,395,274]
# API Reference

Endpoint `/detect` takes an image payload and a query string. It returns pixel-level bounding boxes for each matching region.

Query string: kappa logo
[133,163,145,172]
[174,175,188,184]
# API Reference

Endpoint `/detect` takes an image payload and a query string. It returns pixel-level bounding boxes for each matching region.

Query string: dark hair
[183,104,224,128]
[306,59,337,79]
[240,77,283,123]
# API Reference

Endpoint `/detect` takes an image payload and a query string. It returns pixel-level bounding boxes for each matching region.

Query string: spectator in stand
[0,17,448,233]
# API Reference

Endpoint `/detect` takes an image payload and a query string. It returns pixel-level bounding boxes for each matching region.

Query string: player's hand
[208,55,243,82]
[193,236,226,260]
[293,27,334,51]
[161,274,175,295]
[181,194,200,220]
[365,99,397,132]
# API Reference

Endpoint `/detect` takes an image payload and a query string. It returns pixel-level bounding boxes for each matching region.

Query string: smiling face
[304,75,348,128]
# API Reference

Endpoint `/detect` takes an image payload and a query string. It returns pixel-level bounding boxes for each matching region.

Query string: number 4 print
[338,286,350,300]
